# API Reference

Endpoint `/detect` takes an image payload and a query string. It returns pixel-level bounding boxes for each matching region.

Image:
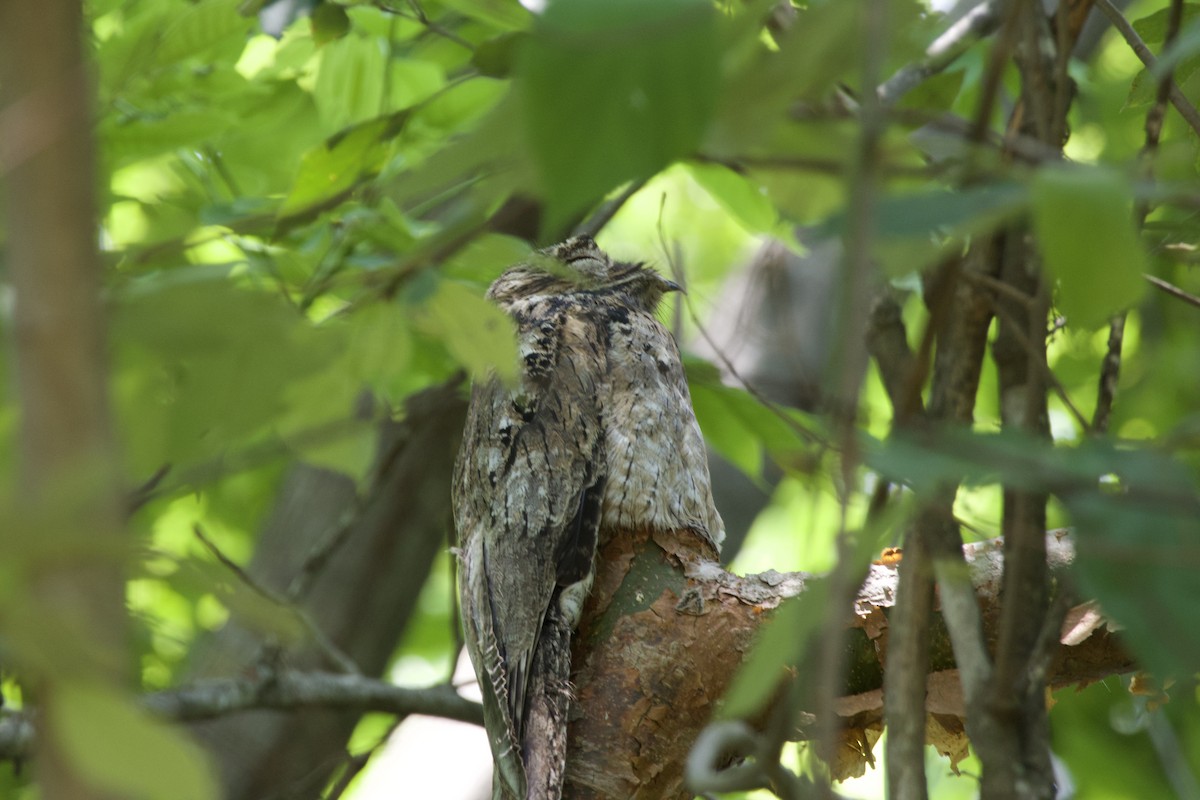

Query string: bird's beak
[659,276,683,294]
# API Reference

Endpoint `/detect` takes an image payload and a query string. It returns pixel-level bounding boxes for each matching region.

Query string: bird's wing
[453,293,606,797]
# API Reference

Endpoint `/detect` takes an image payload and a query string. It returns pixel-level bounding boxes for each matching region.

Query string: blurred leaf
[472,31,527,78]
[415,280,519,384]
[52,682,218,800]
[720,580,827,719]
[112,278,341,473]
[687,361,814,480]
[1131,4,1200,43]
[1126,55,1200,107]
[313,34,387,131]
[439,0,532,31]
[1064,452,1200,678]
[154,0,253,68]
[687,162,779,234]
[689,381,764,478]
[278,113,406,221]
[817,182,1026,276]
[518,0,719,229]
[103,110,237,167]
[708,1,860,153]
[314,34,444,132]
[895,68,965,112]
[311,1,351,46]
[1031,166,1147,329]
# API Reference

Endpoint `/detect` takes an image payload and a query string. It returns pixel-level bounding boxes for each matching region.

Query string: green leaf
[473,32,527,78]
[1065,449,1200,678]
[708,2,861,153]
[518,0,719,229]
[278,114,403,221]
[313,34,387,131]
[51,682,218,800]
[112,277,341,473]
[689,381,764,478]
[720,582,827,719]
[817,182,1026,276]
[1131,4,1200,43]
[687,363,814,480]
[1030,166,1147,329]
[154,0,252,68]
[439,0,531,31]
[103,110,237,166]
[415,280,519,384]
[1126,55,1200,107]
[687,162,778,234]
[311,1,351,46]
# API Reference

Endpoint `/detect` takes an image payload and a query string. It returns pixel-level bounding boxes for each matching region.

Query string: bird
[453,235,724,800]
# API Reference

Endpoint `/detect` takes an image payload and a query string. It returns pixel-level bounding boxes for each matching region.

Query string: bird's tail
[522,606,573,800]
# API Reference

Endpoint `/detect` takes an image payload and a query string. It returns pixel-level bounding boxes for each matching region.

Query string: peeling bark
[563,528,1134,800]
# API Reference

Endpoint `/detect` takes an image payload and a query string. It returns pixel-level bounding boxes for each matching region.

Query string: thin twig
[878,0,1001,106]
[572,178,647,239]
[987,300,1091,434]
[1145,273,1200,309]
[1095,0,1200,137]
[285,506,361,603]
[1091,314,1126,433]
[969,0,1025,145]
[958,266,1038,308]
[193,524,363,675]
[660,230,825,448]
[694,152,938,179]
[324,718,404,800]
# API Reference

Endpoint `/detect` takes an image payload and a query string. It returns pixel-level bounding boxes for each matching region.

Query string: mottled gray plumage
[453,236,724,800]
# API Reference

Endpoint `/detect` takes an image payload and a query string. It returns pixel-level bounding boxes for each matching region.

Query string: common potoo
[453,236,724,800]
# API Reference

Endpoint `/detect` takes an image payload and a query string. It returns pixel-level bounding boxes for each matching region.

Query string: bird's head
[489,236,680,313]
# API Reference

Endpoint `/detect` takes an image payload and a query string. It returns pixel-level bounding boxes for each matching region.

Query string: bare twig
[1097,0,1189,434]
[323,718,404,800]
[879,0,1001,106]
[987,299,1091,434]
[0,672,481,761]
[1144,273,1200,309]
[1095,0,1200,137]
[572,179,647,239]
[1091,313,1126,433]
[194,524,363,675]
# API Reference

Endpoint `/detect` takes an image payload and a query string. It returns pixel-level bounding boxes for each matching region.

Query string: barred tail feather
[523,606,573,800]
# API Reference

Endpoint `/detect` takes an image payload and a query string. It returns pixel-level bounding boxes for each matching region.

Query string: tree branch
[0,528,1135,797]
[0,674,482,760]
[563,527,1133,799]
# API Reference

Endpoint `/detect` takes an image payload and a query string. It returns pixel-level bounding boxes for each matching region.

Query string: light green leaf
[518,0,719,228]
[687,162,778,234]
[103,110,237,166]
[708,2,860,153]
[1126,55,1200,107]
[1131,4,1200,43]
[416,280,519,384]
[1031,167,1147,329]
[685,358,815,479]
[689,382,764,478]
[720,583,826,719]
[313,35,387,131]
[154,0,252,68]
[51,682,218,800]
[112,278,341,473]
[439,0,532,31]
[278,114,402,221]
[1065,447,1200,678]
